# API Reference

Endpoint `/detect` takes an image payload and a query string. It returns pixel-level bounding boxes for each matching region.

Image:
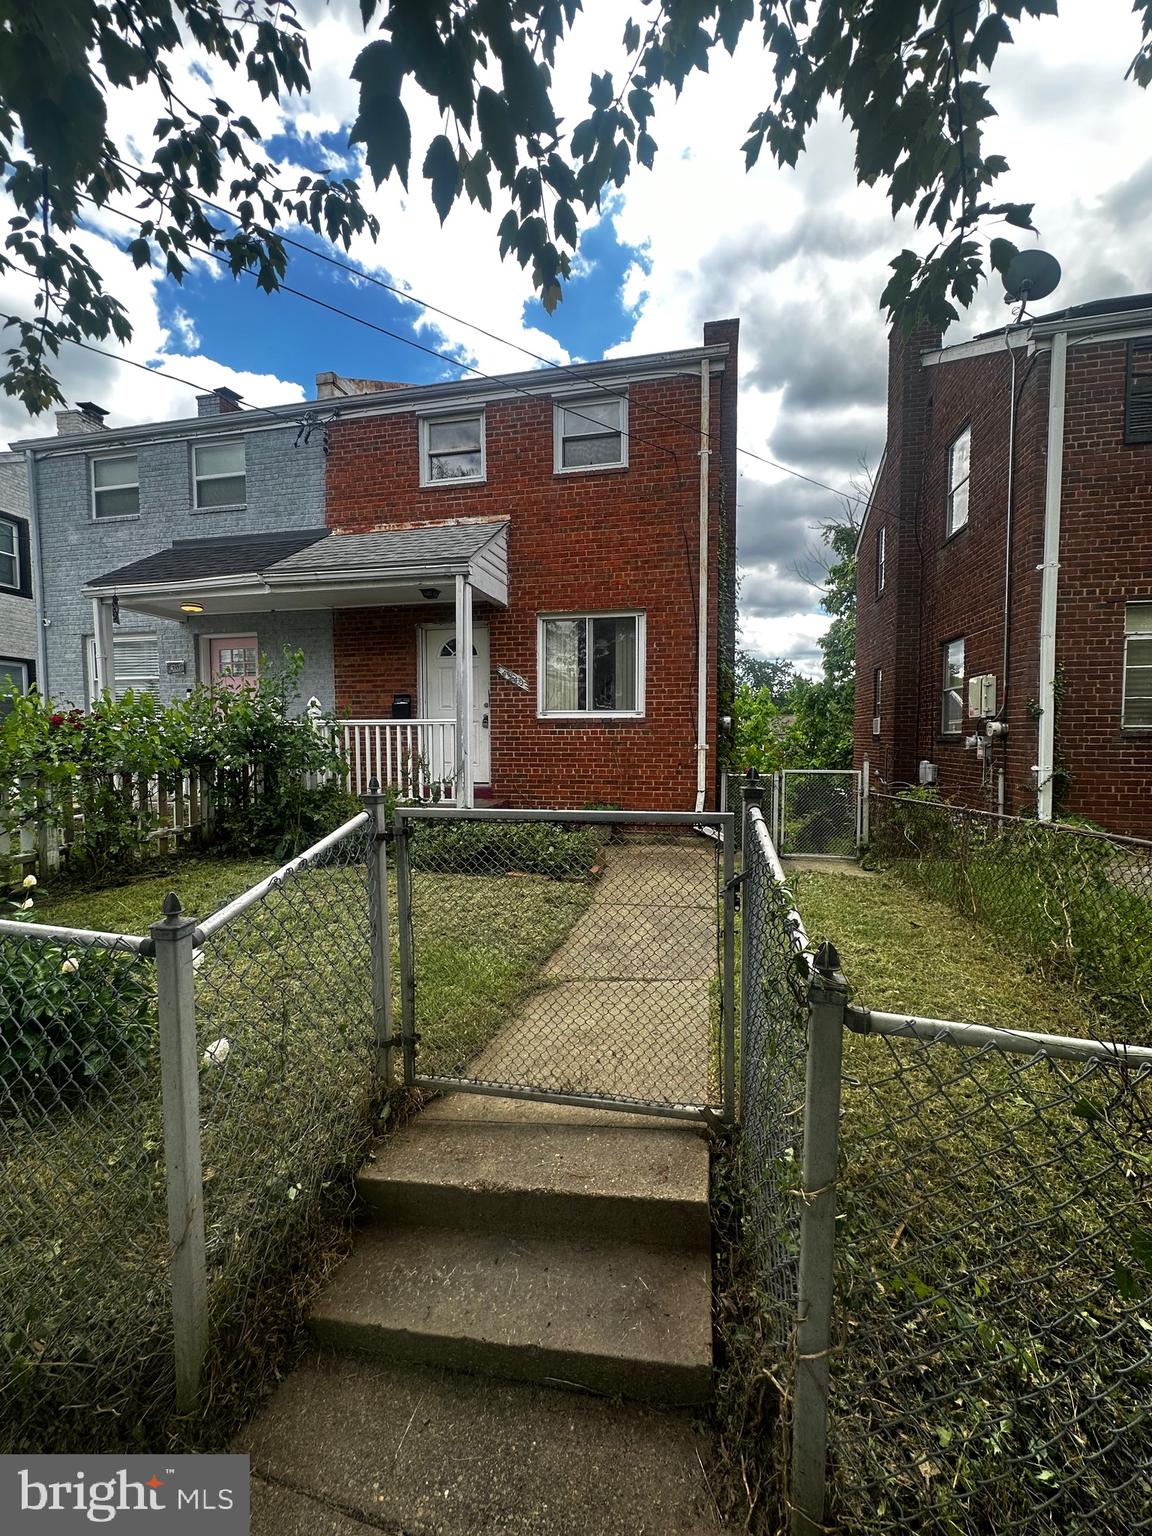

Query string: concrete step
[308,1223,713,1405]
[356,1110,710,1250]
[236,1352,727,1535]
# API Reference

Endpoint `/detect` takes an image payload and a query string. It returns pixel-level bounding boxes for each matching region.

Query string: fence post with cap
[362,777,395,1087]
[790,938,848,1536]
[739,773,766,1121]
[150,891,208,1413]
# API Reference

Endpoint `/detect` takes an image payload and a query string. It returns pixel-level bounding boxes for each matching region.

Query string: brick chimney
[195,386,244,418]
[315,372,409,400]
[55,400,109,436]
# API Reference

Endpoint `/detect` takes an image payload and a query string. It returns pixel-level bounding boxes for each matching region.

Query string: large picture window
[941,637,965,735]
[193,439,246,509]
[92,453,140,519]
[946,426,971,536]
[539,613,644,715]
[1123,603,1152,728]
[421,413,485,484]
[555,395,627,471]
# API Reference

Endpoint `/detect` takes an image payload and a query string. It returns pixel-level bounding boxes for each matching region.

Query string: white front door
[422,624,491,784]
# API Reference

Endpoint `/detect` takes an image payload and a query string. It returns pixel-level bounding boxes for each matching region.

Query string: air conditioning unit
[918,760,938,787]
[871,715,881,737]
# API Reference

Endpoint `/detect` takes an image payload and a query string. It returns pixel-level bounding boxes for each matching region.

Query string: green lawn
[777,869,1152,1536]
[36,855,281,934]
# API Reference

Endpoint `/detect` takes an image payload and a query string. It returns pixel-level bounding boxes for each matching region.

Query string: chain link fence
[0,809,381,1453]
[869,793,1152,1044]
[778,770,860,857]
[396,809,733,1118]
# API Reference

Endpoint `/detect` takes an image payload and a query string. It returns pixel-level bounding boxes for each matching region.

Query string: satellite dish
[1002,249,1062,304]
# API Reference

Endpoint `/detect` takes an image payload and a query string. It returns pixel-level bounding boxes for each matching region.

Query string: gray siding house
[20,394,332,708]
[0,450,36,698]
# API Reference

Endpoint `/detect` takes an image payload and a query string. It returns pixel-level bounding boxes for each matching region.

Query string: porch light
[420,587,441,600]
[180,602,204,613]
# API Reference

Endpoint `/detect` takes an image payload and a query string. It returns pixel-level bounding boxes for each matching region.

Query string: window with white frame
[946,426,971,535]
[92,453,140,519]
[0,657,30,698]
[86,633,161,701]
[1123,603,1152,728]
[941,637,965,735]
[421,412,485,484]
[555,395,627,471]
[876,525,886,595]
[193,439,246,508]
[539,613,643,715]
[0,518,18,591]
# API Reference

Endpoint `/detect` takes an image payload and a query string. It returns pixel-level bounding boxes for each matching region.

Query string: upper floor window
[539,612,644,716]
[1123,603,1152,728]
[86,633,160,702]
[1125,340,1152,445]
[946,426,971,536]
[555,395,627,472]
[421,413,485,485]
[876,525,886,595]
[92,453,140,519]
[941,637,965,735]
[0,518,18,592]
[193,439,246,509]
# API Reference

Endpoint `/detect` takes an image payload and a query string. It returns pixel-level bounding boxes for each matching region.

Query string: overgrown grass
[787,869,1152,1536]
[2,847,594,1455]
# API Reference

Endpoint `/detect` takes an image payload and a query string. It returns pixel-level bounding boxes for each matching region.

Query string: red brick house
[82,321,739,809]
[855,293,1152,839]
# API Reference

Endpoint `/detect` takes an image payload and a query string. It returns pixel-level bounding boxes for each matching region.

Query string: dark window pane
[590,617,637,711]
[196,473,246,507]
[94,485,140,518]
[563,433,622,469]
[430,450,482,480]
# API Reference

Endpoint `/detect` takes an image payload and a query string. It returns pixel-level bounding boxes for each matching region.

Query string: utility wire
[99,159,870,508]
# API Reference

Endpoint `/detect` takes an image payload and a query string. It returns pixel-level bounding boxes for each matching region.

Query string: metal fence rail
[0,807,383,1453]
[395,807,734,1120]
[869,792,1152,1044]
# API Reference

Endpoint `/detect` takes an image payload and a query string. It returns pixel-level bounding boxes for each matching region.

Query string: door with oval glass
[420,623,491,784]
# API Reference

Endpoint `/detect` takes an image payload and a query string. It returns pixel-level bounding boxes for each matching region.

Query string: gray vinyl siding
[32,424,331,708]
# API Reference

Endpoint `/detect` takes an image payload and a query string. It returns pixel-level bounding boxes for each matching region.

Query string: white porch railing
[340,719,458,800]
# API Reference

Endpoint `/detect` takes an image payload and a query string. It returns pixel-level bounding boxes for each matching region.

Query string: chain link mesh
[401,814,724,1111]
[738,801,810,1347]
[0,812,378,1453]
[830,1022,1152,1534]
[779,770,859,857]
[869,793,1152,1044]
[192,815,377,1355]
[0,924,169,1452]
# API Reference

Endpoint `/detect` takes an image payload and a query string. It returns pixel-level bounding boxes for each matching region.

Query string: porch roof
[84,519,509,619]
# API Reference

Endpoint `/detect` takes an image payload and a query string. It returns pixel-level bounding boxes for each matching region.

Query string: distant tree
[4,2,1151,411]
[735,652,797,707]
[789,519,857,768]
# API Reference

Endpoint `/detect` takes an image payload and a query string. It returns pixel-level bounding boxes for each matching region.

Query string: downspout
[1035,330,1068,821]
[695,359,710,813]
[994,326,1023,717]
[24,448,49,689]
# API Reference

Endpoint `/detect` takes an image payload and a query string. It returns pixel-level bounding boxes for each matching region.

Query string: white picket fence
[340,719,457,800]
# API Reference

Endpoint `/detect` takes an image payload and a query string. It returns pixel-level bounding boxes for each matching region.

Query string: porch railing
[340,719,457,800]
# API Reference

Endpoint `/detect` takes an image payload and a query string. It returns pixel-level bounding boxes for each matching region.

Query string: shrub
[0,883,154,1106]
[408,820,603,880]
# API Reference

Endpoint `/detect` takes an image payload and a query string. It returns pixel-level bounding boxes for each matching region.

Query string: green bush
[408,820,603,879]
[0,884,154,1105]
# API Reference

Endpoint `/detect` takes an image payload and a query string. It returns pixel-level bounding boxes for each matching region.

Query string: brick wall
[327,346,738,811]
[856,323,1152,839]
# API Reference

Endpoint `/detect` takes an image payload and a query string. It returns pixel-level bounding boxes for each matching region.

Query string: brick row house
[855,293,1152,839]
[18,320,738,809]
[0,449,36,703]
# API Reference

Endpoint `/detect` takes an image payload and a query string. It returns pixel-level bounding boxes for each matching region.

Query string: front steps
[307,1094,714,1405]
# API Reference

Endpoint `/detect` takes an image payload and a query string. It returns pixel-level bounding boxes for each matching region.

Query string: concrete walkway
[236,834,727,1533]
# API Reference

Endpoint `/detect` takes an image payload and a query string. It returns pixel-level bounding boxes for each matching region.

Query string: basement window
[1123,603,1152,728]
[539,613,644,716]
[941,637,965,736]
[946,426,971,536]
[1125,340,1152,444]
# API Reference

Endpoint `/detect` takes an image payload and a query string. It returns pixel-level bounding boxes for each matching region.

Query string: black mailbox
[392,692,412,720]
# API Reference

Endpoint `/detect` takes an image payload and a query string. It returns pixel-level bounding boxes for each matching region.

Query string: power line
[100,158,870,507]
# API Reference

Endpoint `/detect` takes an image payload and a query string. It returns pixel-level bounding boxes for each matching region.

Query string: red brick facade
[855,307,1152,839]
[325,322,739,810]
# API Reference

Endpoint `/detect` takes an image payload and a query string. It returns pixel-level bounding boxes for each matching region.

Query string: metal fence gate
[394,807,735,1121]
[774,769,862,857]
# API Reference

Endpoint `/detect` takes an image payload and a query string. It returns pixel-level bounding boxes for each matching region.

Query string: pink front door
[209,636,259,691]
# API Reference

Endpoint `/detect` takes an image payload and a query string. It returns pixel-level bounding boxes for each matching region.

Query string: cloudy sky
[2,0,1151,673]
